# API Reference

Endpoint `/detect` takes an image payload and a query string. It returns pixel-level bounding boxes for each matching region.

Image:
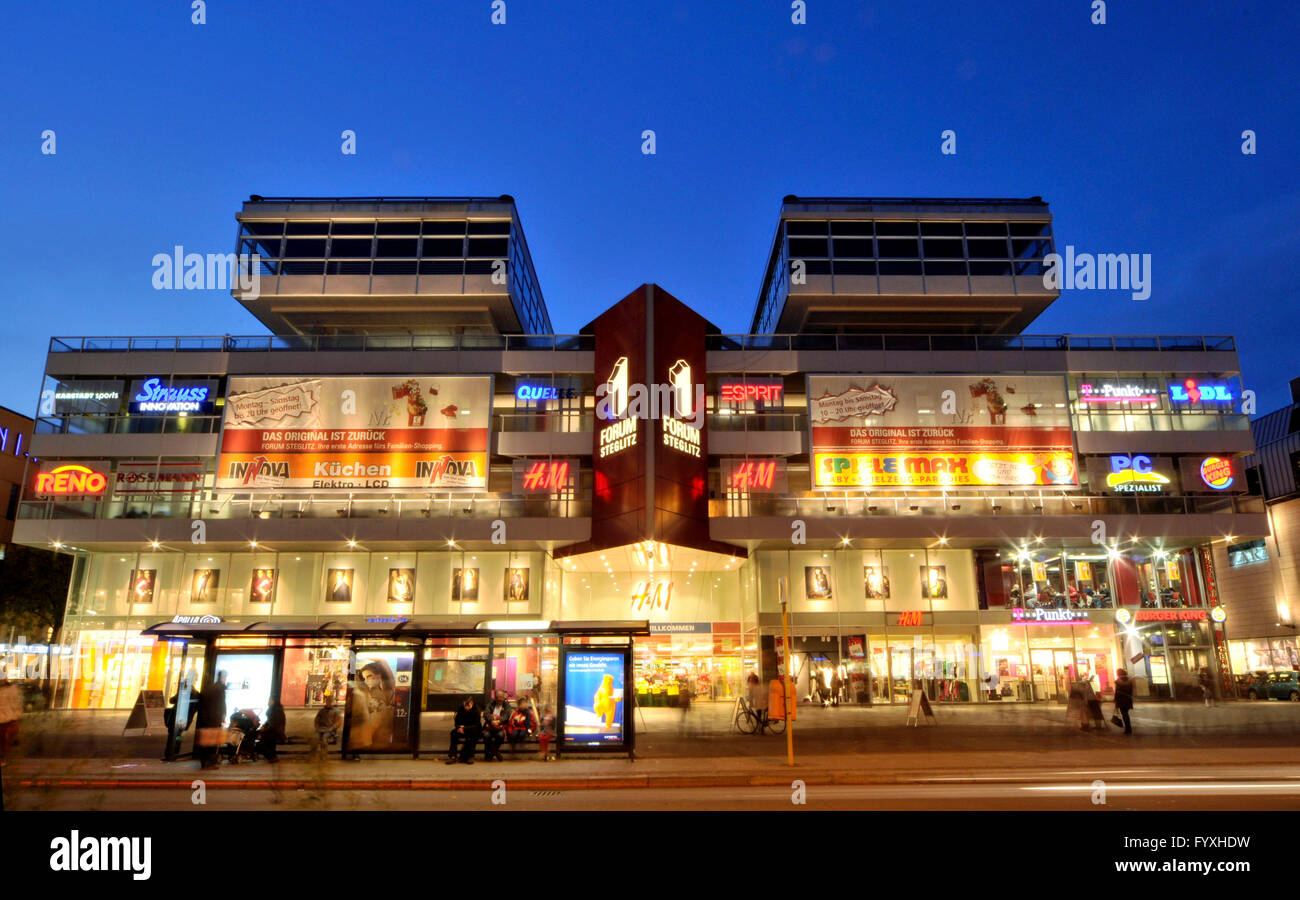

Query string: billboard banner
[216,376,491,491]
[808,374,1077,488]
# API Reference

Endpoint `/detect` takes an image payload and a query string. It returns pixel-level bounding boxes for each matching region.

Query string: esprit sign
[34,463,109,496]
[719,379,784,406]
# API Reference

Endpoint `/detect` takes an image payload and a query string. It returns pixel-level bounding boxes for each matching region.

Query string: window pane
[922,238,963,257]
[468,238,509,257]
[785,220,828,236]
[832,238,874,257]
[422,238,464,257]
[878,260,922,275]
[329,238,372,257]
[468,221,511,234]
[241,220,284,236]
[1010,221,1051,237]
[967,239,1009,259]
[788,238,829,257]
[964,221,1007,236]
[877,238,919,258]
[419,260,463,275]
[833,260,876,275]
[831,221,873,236]
[920,221,962,236]
[331,222,374,235]
[423,220,466,235]
[377,238,418,257]
[286,221,329,235]
[285,239,326,256]
[327,260,370,275]
[875,221,918,236]
[925,260,967,276]
[281,259,324,274]
[377,221,420,235]
[373,259,417,275]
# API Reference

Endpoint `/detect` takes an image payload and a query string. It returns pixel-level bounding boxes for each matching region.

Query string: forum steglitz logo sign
[595,357,703,459]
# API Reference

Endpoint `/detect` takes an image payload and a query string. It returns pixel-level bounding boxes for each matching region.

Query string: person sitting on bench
[507,698,537,751]
[447,696,482,764]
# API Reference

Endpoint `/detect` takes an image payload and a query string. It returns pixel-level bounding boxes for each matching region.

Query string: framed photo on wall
[920,566,949,599]
[250,568,276,604]
[191,568,220,603]
[804,566,833,600]
[504,567,529,604]
[128,569,156,604]
[327,568,355,604]
[452,567,479,602]
[863,566,890,599]
[387,568,415,603]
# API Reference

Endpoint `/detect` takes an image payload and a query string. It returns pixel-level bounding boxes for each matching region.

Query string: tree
[0,545,73,641]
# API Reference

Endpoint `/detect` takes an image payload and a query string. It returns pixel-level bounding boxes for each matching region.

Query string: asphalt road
[10,766,1300,810]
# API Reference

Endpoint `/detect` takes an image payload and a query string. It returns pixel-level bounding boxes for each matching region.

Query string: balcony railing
[705,334,1238,352]
[50,334,595,353]
[47,333,1236,355]
[494,411,593,433]
[35,414,223,436]
[18,494,590,522]
[709,492,1264,518]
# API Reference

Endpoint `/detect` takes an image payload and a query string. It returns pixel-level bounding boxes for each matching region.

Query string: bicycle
[732,695,786,735]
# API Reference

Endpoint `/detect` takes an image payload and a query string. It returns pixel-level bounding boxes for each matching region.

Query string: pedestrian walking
[196,671,228,769]
[0,675,23,764]
[1113,668,1135,735]
[1198,667,1214,707]
[678,678,693,735]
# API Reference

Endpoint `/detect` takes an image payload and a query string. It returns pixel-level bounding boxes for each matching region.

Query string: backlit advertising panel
[808,374,1076,488]
[346,649,417,753]
[562,650,626,747]
[216,376,491,491]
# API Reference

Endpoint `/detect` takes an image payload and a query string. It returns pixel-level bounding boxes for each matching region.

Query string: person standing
[1198,667,1214,707]
[747,673,768,734]
[313,699,342,757]
[196,671,228,769]
[256,698,287,762]
[0,676,22,764]
[537,705,556,761]
[1113,668,1135,735]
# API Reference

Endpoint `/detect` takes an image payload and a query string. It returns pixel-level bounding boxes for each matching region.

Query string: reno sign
[32,461,110,497]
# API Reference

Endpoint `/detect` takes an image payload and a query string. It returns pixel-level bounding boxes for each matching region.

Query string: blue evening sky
[1,0,1296,415]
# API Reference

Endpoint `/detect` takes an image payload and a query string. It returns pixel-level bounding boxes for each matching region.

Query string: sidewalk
[6,700,1300,792]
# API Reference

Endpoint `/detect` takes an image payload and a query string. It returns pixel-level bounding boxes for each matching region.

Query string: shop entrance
[1029,648,1077,702]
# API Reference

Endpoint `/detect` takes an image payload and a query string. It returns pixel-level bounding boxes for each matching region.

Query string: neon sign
[520,460,572,492]
[630,580,672,613]
[897,610,924,626]
[1168,379,1234,404]
[171,614,221,625]
[1105,454,1171,493]
[1012,607,1091,624]
[720,381,785,405]
[1199,456,1235,490]
[129,378,213,413]
[729,460,777,491]
[515,383,579,402]
[1132,609,1208,622]
[34,464,108,496]
[1078,382,1160,404]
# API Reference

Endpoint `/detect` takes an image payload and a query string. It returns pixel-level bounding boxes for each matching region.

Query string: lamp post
[779,576,794,767]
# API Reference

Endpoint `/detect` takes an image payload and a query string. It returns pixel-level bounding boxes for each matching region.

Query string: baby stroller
[222,709,262,764]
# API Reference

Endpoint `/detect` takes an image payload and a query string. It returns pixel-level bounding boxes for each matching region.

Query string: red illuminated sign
[897,610,924,626]
[720,381,784,405]
[34,464,108,496]
[521,460,571,492]
[729,460,777,491]
[1134,609,1207,622]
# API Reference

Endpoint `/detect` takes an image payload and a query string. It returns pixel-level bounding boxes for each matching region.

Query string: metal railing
[35,414,223,436]
[50,334,595,353]
[48,333,1236,355]
[709,492,1264,518]
[705,334,1237,352]
[19,494,590,522]
[494,411,593,433]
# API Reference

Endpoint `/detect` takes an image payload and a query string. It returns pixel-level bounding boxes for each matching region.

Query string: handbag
[1109,712,1123,728]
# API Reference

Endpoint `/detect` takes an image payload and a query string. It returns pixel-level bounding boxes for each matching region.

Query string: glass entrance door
[1029,648,1077,701]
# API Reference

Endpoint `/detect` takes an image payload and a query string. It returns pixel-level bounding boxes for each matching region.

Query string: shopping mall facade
[12,195,1268,721]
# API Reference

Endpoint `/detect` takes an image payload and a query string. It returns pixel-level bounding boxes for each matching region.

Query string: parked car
[1244,671,1300,701]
